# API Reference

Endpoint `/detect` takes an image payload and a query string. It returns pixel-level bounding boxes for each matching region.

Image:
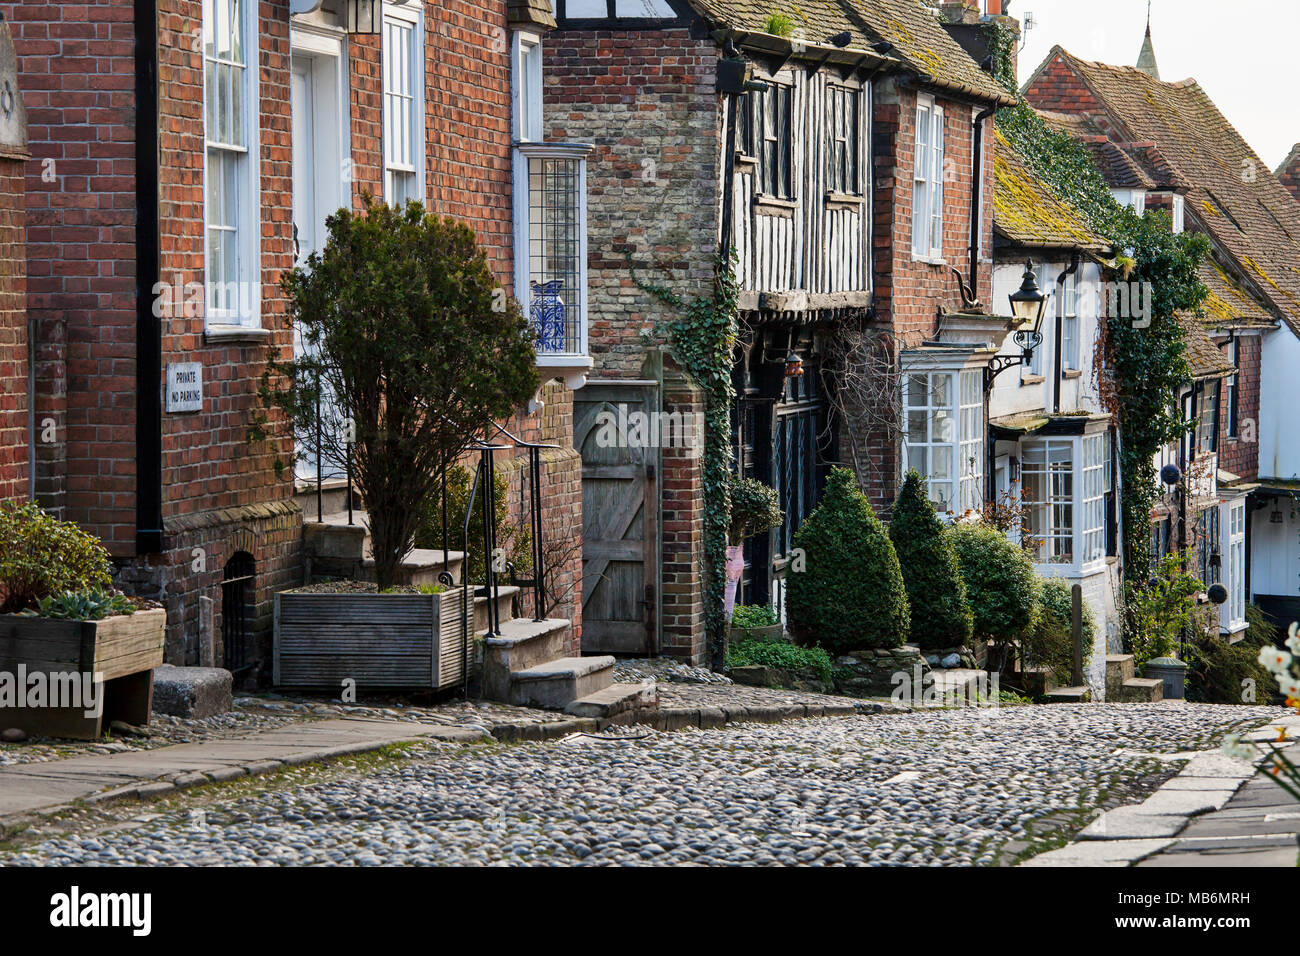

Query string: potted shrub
[265,199,539,690]
[889,470,974,651]
[724,475,783,619]
[729,603,784,643]
[0,502,165,739]
[785,467,910,654]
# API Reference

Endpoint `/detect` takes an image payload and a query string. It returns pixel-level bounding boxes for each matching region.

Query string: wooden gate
[575,382,658,655]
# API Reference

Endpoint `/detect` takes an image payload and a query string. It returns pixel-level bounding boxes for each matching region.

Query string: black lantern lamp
[346,0,382,34]
[984,260,1048,388]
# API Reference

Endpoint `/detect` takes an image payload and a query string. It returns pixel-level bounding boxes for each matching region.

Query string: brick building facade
[0,17,27,505]
[10,0,583,677]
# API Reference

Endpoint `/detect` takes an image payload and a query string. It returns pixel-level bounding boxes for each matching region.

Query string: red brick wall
[1218,334,1260,482]
[0,156,28,503]
[1023,54,1105,118]
[13,0,137,542]
[866,78,995,508]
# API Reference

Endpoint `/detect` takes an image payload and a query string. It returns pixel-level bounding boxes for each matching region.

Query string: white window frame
[1171,194,1185,233]
[912,94,944,262]
[1221,497,1247,632]
[512,31,544,142]
[203,0,261,330]
[1061,270,1079,371]
[1021,433,1108,573]
[382,1,425,206]
[902,367,983,515]
[1027,262,1055,377]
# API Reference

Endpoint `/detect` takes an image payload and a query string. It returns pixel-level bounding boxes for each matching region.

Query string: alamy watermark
[593,404,703,457]
[0,667,102,718]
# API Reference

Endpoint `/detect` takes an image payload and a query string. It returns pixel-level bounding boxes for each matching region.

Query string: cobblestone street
[2,702,1282,866]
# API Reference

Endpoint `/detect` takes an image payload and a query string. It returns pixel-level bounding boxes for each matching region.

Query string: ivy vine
[634,253,740,670]
[995,98,1210,583]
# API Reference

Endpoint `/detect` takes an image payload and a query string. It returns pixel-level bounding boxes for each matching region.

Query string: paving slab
[1022,838,1174,867]
[0,718,477,818]
[1129,787,1236,816]
[1078,807,1189,839]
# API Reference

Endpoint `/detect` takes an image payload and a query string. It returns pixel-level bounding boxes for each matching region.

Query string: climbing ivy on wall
[635,253,740,670]
[996,99,1210,583]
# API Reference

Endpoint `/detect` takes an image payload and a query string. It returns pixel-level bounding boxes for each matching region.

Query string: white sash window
[912,95,944,261]
[383,3,424,206]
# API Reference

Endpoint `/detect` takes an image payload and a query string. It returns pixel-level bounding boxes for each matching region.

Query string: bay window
[1021,432,1109,571]
[903,368,983,514]
[511,31,592,381]
[204,0,259,327]
[383,2,424,206]
[912,95,944,261]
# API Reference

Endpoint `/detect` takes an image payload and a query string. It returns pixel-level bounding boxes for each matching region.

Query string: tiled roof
[688,0,1015,105]
[1038,47,1300,337]
[992,128,1108,251]
[1179,314,1235,380]
[1079,136,1155,190]
[1197,258,1276,330]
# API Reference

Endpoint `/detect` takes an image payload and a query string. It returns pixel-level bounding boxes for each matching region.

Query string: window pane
[907,410,928,443]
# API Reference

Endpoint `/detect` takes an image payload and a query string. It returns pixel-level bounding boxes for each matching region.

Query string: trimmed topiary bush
[889,470,973,650]
[785,467,910,653]
[949,521,1042,670]
[0,501,113,614]
[1022,577,1095,686]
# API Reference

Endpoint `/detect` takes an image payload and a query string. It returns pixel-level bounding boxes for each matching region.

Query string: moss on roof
[992,128,1108,251]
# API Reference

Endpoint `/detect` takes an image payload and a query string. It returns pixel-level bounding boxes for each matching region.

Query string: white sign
[166,362,203,413]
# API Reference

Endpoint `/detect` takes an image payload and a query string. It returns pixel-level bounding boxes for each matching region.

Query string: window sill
[1062,369,1083,379]
[912,253,947,267]
[536,353,594,390]
[753,195,797,218]
[824,191,864,211]
[204,325,271,346]
[1020,374,1045,386]
[735,153,758,172]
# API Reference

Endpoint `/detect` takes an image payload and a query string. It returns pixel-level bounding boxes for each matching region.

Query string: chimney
[986,0,1003,14]
[939,2,981,24]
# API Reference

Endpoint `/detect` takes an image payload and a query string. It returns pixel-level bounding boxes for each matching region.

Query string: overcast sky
[1011,0,1298,171]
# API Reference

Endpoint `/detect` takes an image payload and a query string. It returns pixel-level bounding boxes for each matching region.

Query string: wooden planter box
[274,590,469,690]
[0,607,166,740]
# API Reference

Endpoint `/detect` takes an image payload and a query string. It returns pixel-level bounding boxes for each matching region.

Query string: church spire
[1137,2,1160,78]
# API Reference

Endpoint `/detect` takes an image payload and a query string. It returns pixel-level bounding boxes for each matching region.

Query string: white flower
[1286,626,1300,656]
[1277,674,1300,699]
[1258,646,1293,673]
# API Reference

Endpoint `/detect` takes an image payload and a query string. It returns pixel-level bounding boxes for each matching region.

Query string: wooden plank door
[575,383,658,655]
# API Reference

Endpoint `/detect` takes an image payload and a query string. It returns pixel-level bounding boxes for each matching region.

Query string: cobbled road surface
[2,702,1282,866]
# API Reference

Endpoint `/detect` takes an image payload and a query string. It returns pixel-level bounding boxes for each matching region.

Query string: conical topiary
[785,467,910,653]
[889,470,973,650]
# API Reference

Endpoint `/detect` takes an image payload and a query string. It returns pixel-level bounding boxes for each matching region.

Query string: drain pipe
[1052,253,1081,415]
[134,0,164,552]
[968,107,995,295]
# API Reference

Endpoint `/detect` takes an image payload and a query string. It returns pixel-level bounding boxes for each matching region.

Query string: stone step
[508,655,614,710]
[1042,685,1092,703]
[472,585,519,634]
[1119,676,1164,703]
[564,681,658,719]
[359,549,466,588]
[929,667,989,703]
[481,617,571,701]
[1105,654,1137,698]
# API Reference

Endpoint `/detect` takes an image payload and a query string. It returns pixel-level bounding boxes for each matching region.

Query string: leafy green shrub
[728,475,783,544]
[415,463,531,584]
[0,501,113,614]
[22,588,135,621]
[727,638,832,682]
[948,521,1042,669]
[1125,549,1203,666]
[270,199,539,590]
[731,604,779,629]
[1185,603,1284,705]
[888,470,973,650]
[1022,578,1095,685]
[785,467,909,653]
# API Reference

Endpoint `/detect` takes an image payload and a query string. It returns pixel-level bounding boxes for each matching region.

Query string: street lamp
[984,260,1048,388]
